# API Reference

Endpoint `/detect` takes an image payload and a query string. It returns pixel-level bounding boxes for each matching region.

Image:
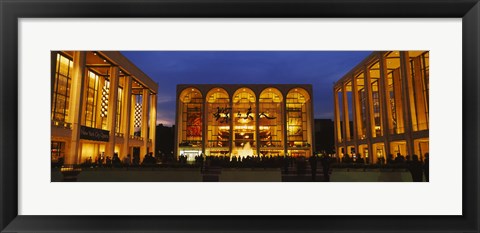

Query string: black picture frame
[1,0,478,232]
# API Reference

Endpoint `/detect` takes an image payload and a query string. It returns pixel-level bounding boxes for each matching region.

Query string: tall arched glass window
[259,88,284,156]
[205,88,230,156]
[232,88,256,157]
[178,88,203,157]
[286,88,312,157]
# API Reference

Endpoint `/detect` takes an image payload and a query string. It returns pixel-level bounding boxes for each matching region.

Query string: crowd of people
[56,151,428,182]
[336,152,429,182]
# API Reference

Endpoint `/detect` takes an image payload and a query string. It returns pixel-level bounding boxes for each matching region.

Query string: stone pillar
[122,76,132,160]
[342,83,350,144]
[351,75,360,155]
[378,53,391,163]
[66,51,86,166]
[149,93,157,156]
[400,51,415,157]
[105,66,119,158]
[364,65,374,163]
[140,88,150,160]
[333,87,340,156]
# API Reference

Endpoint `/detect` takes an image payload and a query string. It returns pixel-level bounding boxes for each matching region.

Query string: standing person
[408,155,424,182]
[321,155,331,182]
[309,155,318,181]
[423,153,429,182]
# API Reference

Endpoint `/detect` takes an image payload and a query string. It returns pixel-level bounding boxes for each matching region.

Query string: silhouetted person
[112,153,121,167]
[387,154,394,164]
[321,155,331,182]
[395,153,405,164]
[423,153,429,182]
[408,155,423,182]
[106,156,112,167]
[356,153,365,164]
[309,155,318,181]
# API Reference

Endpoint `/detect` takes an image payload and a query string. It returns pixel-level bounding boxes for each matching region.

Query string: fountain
[237,142,254,159]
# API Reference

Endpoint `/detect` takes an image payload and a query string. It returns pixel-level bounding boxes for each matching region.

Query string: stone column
[122,76,132,160]
[342,83,350,144]
[140,88,150,160]
[400,51,415,157]
[364,65,374,163]
[149,93,157,156]
[66,51,86,166]
[105,66,119,158]
[333,87,340,156]
[351,75,360,155]
[378,53,391,163]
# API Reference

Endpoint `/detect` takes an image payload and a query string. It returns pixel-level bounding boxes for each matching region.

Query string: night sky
[121,51,372,126]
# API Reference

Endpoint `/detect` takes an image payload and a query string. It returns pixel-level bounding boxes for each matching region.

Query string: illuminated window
[286,88,312,157]
[232,88,256,156]
[355,72,367,139]
[259,88,284,156]
[368,61,383,137]
[84,70,100,128]
[115,76,124,134]
[408,51,429,131]
[51,53,73,123]
[178,88,203,154]
[205,88,230,156]
[345,82,353,140]
[385,51,405,134]
[51,141,65,163]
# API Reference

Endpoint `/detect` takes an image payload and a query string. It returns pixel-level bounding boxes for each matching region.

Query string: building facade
[175,84,315,160]
[51,51,158,165]
[333,51,429,163]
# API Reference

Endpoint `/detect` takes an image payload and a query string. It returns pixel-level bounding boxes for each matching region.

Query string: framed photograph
[1,0,478,232]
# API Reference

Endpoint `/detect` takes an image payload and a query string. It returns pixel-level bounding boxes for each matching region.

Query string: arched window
[205,88,230,156]
[259,88,284,156]
[232,88,256,157]
[286,88,312,157]
[177,88,203,156]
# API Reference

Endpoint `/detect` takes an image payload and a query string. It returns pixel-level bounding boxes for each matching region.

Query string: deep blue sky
[122,51,372,126]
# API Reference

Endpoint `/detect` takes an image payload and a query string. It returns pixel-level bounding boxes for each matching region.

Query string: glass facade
[51,51,158,166]
[259,88,284,156]
[385,51,405,134]
[206,88,230,156]
[408,51,429,131]
[232,88,257,156]
[334,51,429,163]
[85,70,100,128]
[286,88,312,157]
[178,88,203,158]
[51,53,73,123]
[355,72,367,139]
[176,85,314,158]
